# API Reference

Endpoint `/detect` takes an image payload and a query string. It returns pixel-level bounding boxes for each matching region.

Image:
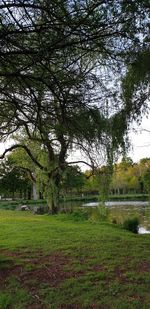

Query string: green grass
[0,210,150,308]
[108,194,148,201]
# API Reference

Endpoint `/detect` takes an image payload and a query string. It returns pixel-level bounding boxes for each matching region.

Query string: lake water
[82,201,150,234]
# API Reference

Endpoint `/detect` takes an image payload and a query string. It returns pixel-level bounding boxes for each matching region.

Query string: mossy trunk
[46,175,60,214]
[33,182,38,200]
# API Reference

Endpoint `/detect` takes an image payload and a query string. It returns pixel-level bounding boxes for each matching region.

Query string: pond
[82,201,150,234]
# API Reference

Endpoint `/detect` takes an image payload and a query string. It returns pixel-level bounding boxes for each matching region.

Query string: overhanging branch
[67,160,94,170]
[0,144,44,170]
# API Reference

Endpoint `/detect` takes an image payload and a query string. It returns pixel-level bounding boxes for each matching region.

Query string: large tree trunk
[33,182,38,200]
[46,174,60,214]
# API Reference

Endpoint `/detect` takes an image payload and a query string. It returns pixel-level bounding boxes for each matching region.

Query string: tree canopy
[0,0,149,212]
[0,156,32,198]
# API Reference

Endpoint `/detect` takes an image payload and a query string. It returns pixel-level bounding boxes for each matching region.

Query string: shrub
[98,205,109,220]
[122,217,140,234]
[70,209,89,221]
[112,218,117,224]
[89,206,109,223]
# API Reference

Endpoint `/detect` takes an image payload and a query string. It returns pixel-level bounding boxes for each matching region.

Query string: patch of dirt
[0,250,89,308]
[0,250,111,308]
[58,305,110,309]
[0,264,23,288]
[58,305,83,309]
[113,266,127,281]
[91,264,106,272]
[27,304,46,309]
[1,250,148,308]
[0,250,84,287]
[112,260,150,284]
[137,261,150,273]
[0,249,19,257]
[21,254,79,289]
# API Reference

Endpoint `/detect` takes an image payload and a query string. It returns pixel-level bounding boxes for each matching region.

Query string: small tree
[95,166,112,203]
[142,170,150,199]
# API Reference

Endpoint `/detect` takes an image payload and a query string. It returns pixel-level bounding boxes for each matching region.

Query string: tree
[122,49,150,121]
[0,1,149,212]
[139,158,150,194]
[142,170,150,197]
[0,157,32,198]
[110,158,140,194]
[8,144,40,200]
[95,165,113,203]
[61,165,85,195]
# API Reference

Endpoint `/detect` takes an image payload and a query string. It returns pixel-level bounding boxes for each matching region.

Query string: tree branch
[0,144,44,170]
[67,160,94,170]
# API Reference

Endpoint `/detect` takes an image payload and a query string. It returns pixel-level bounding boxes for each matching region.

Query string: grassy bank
[61,193,149,202]
[0,210,150,308]
[109,194,148,201]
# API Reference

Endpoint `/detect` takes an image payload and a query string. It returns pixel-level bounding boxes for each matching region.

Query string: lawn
[0,210,150,308]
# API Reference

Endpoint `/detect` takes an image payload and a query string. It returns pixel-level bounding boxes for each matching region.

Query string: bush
[122,217,140,234]
[98,205,109,221]
[89,206,109,223]
[70,209,89,221]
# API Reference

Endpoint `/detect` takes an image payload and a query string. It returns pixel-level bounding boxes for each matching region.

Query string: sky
[128,114,150,162]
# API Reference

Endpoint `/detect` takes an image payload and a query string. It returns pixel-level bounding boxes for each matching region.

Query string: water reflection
[138,227,150,234]
[82,201,150,234]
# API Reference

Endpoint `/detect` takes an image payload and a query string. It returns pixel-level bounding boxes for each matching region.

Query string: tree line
[1,153,150,200]
[84,157,150,197]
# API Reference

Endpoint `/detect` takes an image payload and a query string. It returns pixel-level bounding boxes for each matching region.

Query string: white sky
[128,114,150,162]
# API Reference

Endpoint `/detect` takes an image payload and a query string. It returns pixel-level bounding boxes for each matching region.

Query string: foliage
[0,1,149,213]
[2,153,150,202]
[70,209,89,222]
[98,205,109,221]
[83,157,150,196]
[61,165,85,195]
[108,157,150,195]
[122,217,140,234]
[89,205,109,222]
[96,166,113,202]
[142,169,150,195]
[0,157,32,198]
[122,50,150,121]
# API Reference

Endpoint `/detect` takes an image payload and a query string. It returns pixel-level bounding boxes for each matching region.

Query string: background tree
[0,157,32,199]
[110,159,140,195]
[142,170,150,198]
[61,165,85,196]
[139,158,150,195]
[8,143,40,200]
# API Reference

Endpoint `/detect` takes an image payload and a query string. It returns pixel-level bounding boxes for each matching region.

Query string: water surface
[82,201,150,234]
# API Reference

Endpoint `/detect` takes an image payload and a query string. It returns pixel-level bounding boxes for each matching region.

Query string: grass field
[0,210,150,308]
